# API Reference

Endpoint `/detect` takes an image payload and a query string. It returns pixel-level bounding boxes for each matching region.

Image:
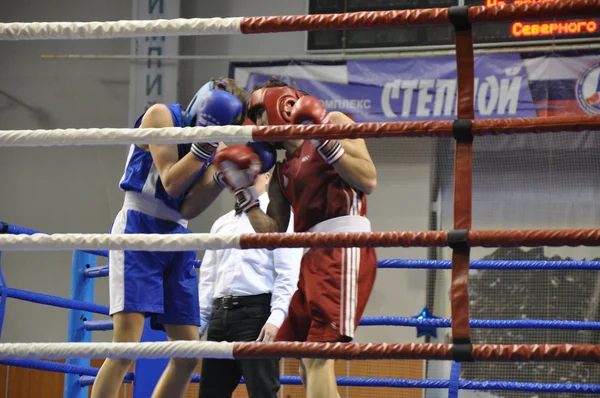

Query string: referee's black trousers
[199,294,280,398]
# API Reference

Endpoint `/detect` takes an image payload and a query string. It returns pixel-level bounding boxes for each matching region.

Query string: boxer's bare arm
[247,173,291,233]
[328,111,377,195]
[179,165,222,219]
[179,144,227,219]
[142,104,209,199]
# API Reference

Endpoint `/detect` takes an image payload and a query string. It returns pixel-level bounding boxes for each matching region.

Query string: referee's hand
[256,323,279,342]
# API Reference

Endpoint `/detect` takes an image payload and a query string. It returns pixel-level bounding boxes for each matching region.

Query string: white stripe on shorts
[341,189,361,338]
[109,209,128,315]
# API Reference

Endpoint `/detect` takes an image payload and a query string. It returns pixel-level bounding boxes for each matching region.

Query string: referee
[198,172,302,398]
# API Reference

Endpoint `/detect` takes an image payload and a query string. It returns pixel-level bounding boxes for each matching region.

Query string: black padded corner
[448,229,469,250]
[452,119,473,142]
[452,337,474,362]
[0,223,7,234]
[448,6,471,31]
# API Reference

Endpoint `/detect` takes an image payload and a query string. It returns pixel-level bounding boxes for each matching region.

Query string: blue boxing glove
[188,89,243,161]
[193,89,243,127]
[246,142,277,173]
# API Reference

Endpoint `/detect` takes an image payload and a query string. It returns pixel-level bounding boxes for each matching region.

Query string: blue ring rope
[359,316,600,330]
[85,265,109,278]
[459,380,600,393]
[0,359,133,381]
[83,320,114,331]
[0,254,7,338]
[83,316,600,331]
[75,373,600,393]
[377,258,600,270]
[3,287,109,315]
[193,258,600,270]
[79,375,131,387]
[2,285,599,332]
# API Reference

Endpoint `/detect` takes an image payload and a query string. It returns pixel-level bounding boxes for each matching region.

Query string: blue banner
[235,50,600,122]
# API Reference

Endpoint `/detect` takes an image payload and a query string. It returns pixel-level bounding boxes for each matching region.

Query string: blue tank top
[118,104,206,212]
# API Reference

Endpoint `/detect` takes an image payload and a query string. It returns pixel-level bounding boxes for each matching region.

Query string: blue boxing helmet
[183,80,227,127]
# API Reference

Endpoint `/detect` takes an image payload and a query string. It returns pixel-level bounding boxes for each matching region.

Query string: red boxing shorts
[276,216,377,343]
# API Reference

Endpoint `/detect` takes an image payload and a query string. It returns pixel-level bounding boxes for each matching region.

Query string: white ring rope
[0,126,253,147]
[0,18,242,40]
[0,341,235,360]
[0,233,242,251]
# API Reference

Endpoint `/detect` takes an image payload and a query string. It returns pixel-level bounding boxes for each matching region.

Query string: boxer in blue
[92,78,247,398]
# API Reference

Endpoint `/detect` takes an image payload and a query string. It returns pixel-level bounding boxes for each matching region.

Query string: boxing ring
[2,1,600,397]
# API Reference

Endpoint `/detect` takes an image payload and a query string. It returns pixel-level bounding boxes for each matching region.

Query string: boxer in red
[213,79,378,398]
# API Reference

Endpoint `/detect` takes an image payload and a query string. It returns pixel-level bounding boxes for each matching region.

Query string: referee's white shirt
[199,193,303,332]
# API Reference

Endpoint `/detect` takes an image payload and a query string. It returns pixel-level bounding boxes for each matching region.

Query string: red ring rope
[232,342,600,362]
[237,229,600,249]
[238,1,600,34]
[249,115,600,141]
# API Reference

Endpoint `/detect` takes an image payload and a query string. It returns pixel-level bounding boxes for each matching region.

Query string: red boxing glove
[290,96,330,125]
[213,146,262,212]
[290,96,345,165]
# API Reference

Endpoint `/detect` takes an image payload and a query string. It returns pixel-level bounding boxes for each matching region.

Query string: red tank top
[276,141,368,233]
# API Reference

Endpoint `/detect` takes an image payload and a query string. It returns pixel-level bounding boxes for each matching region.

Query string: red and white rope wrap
[0,233,242,251]
[0,18,242,40]
[1,229,600,251]
[0,341,235,360]
[0,341,599,362]
[1,115,600,146]
[0,126,253,147]
[1,2,599,40]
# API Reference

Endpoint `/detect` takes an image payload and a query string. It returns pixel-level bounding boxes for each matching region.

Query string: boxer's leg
[152,324,200,398]
[301,248,347,398]
[305,248,377,398]
[152,233,200,398]
[303,358,341,398]
[91,312,145,398]
[93,210,165,398]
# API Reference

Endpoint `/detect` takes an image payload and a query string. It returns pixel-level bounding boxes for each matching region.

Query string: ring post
[132,318,169,397]
[64,250,97,398]
[449,5,475,362]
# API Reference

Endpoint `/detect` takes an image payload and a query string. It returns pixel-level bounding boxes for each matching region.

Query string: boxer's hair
[253,77,310,96]
[214,77,248,124]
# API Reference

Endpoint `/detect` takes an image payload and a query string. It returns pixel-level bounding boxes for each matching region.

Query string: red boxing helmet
[248,86,305,125]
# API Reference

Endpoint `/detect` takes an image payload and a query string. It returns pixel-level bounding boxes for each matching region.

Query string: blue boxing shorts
[108,192,200,329]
